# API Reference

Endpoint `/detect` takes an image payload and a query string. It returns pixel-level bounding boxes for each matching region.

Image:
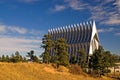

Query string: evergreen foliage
[40,33,120,76]
[89,46,116,76]
[41,34,70,67]
[54,38,69,67]
[26,50,39,62]
[41,34,54,63]
[1,55,6,62]
[14,51,23,62]
[69,53,76,64]
[77,48,86,68]
[0,51,27,63]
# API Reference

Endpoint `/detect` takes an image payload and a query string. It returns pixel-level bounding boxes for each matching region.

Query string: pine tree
[54,38,69,67]
[14,51,23,62]
[10,54,16,62]
[9,52,22,63]
[1,55,6,62]
[33,56,39,63]
[26,50,34,61]
[70,53,76,64]
[89,46,116,76]
[6,55,10,62]
[77,48,86,68]
[90,46,104,76]
[26,50,39,62]
[0,56,2,62]
[22,57,27,62]
[41,34,54,63]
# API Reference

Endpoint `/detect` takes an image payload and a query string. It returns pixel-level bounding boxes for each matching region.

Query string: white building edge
[48,20,100,61]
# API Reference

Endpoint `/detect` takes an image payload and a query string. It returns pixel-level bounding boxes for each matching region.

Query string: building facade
[48,21,100,61]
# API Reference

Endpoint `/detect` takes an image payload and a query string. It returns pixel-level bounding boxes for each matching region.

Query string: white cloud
[18,0,39,3]
[0,24,44,35]
[98,12,120,25]
[0,36,43,55]
[0,24,27,34]
[89,6,107,21]
[52,5,66,12]
[29,29,45,35]
[98,28,114,33]
[0,25,6,33]
[102,17,120,25]
[88,0,120,25]
[64,0,87,10]
[114,0,120,11]
[51,0,87,12]
[52,0,120,25]
[0,23,45,55]
[98,29,105,33]
[115,32,120,36]
[8,26,27,34]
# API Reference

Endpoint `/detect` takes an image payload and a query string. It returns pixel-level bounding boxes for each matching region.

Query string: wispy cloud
[114,0,120,11]
[18,0,39,3]
[115,32,120,36]
[0,25,6,33]
[0,24,44,55]
[64,0,87,10]
[0,24,43,35]
[98,29,106,33]
[88,0,120,25]
[101,16,120,25]
[52,5,66,12]
[0,24,27,34]
[89,6,106,21]
[98,28,114,33]
[0,36,42,55]
[51,0,87,12]
[29,29,44,35]
[51,0,120,25]
[8,26,27,34]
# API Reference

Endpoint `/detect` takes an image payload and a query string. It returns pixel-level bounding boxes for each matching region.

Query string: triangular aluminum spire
[89,20,100,55]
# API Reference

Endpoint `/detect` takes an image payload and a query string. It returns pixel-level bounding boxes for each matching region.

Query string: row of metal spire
[48,21,94,33]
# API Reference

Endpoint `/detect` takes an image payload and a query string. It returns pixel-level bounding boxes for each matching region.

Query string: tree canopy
[89,46,117,76]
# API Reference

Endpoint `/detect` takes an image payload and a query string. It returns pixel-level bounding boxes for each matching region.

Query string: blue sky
[0,0,120,56]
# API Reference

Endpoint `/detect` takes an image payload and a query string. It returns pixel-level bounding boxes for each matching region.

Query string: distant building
[109,62,120,73]
[48,21,100,61]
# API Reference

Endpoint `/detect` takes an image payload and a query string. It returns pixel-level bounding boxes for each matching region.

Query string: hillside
[0,62,113,80]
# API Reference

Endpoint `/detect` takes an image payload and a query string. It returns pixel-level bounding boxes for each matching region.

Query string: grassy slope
[0,62,113,80]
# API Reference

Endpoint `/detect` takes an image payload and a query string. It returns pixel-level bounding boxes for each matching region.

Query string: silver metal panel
[80,23,83,42]
[48,20,100,60]
[83,22,87,42]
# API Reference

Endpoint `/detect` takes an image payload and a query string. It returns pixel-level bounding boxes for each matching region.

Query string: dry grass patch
[0,62,114,80]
